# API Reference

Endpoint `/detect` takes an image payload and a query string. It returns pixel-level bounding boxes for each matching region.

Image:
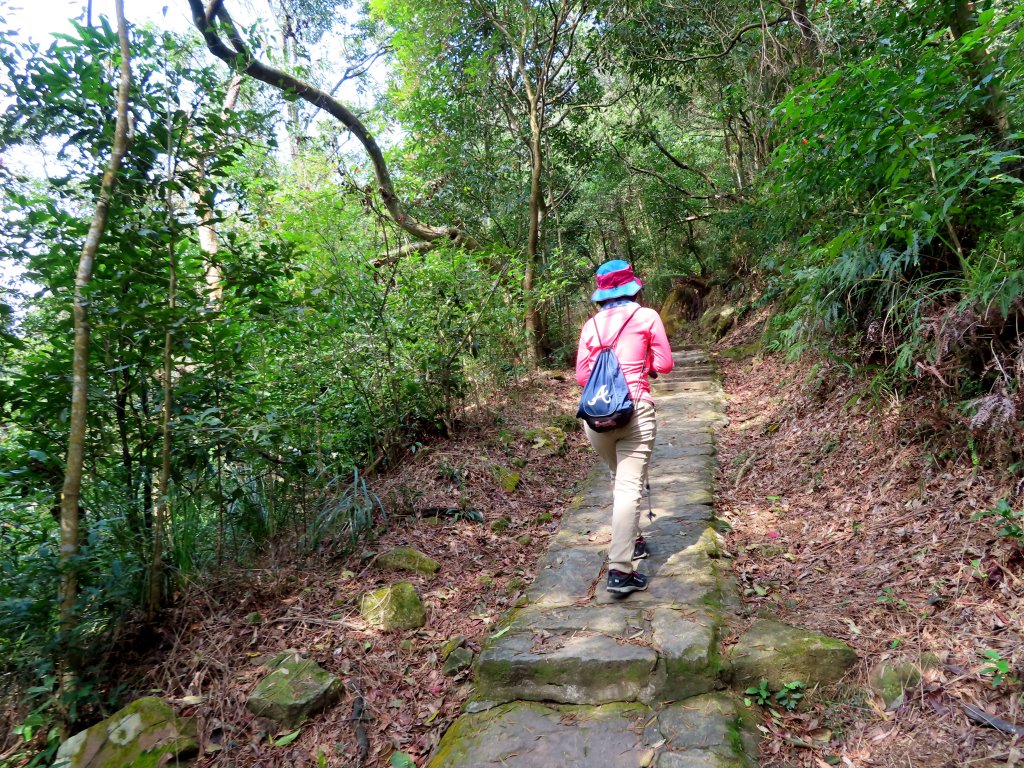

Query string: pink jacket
[575,303,674,405]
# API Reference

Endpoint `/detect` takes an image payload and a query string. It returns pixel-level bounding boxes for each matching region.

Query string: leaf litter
[714,317,1024,768]
[132,371,592,767]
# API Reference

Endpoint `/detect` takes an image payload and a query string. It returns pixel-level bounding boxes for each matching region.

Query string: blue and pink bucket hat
[591,259,643,303]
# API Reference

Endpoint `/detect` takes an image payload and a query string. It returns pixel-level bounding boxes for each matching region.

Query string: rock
[726,619,857,691]
[650,609,718,700]
[475,631,658,705]
[375,547,441,575]
[428,701,650,768]
[868,661,922,709]
[246,654,343,727]
[360,582,426,630]
[55,697,197,768]
[523,426,567,456]
[443,647,474,676]
[252,648,302,669]
[441,635,466,661]
[647,693,759,768]
[491,465,522,493]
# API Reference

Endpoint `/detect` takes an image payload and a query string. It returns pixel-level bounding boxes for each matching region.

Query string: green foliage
[978,649,1015,686]
[774,680,806,711]
[743,678,771,707]
[972,499,1024,542]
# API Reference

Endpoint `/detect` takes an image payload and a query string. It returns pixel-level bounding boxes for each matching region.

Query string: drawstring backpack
[576,307,645,432]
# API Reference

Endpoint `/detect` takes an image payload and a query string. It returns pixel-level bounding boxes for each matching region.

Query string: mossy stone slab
[475,631,658,704]
[55,697,197,768]
[246,654,343,727]
[725,619,857,690]
[375,547,440,575]
[360,581,427,630]
[651,609,719,700]
[644,693,758,762]
[428,701,652,768]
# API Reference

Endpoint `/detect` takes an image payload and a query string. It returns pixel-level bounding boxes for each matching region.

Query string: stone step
[429,694,759,768]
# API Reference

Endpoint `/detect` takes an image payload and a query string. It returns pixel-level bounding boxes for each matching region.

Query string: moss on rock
[375,546,440,575]
[725,619,857,692]
[360,582,426,630]
[246,654,343,727]
[55,697,197,768]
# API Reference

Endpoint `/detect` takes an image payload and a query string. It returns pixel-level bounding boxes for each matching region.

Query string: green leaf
[271,729,301,747]
[390,752,416,768]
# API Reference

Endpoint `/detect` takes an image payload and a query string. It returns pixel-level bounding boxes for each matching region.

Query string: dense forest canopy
[0,0,1021,762]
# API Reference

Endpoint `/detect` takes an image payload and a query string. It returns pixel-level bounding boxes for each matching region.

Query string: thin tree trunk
[198,74,242,303]
[59,0,131,668]
[149,231,175,615]
[149,83,179,615]
[947,0,1011,138]
[524,99,543,369]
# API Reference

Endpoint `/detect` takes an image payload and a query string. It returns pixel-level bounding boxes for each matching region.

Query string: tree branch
[187,0,477,248]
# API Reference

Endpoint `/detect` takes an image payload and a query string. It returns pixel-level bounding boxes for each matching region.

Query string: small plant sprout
[775,680,806,711]
[744,678,772,707]
[972,500,1024,542]
[978,649,1014,687]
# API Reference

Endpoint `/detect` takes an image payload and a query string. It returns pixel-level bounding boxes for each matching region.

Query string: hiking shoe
[607,569,649,594]
[632,536,650,560]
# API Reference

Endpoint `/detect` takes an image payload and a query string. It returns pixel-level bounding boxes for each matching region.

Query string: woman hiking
[575,260,674,594]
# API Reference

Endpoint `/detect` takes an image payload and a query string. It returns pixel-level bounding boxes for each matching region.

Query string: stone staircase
[428,349,760,768]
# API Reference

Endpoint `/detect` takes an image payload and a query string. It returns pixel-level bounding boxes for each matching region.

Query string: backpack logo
[586,385,612,406]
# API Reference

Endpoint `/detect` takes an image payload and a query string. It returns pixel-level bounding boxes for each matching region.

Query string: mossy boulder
[246,654,343,727]
[868,661,922,709]
[360,582,426,630]
[699,305,738,339]
[490,465,522,493]
[55,697,197,768]
[375,547,440,575]
[725,619,857,691]
[523,426,567,456]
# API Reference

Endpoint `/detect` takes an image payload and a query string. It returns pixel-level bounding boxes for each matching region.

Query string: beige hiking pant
[584,401,657,573]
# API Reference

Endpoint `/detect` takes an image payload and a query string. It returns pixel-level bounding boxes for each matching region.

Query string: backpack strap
[593,305,642,350]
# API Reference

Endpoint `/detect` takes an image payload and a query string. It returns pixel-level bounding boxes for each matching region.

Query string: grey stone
[527,546,606,607]
[726,619,857,690]
[443,646,474,676]
[651,609,718,699]
[246,654,343,727]
[428,702,653,768]
[440,635,466,661]
[476,631,658,704]
[55,697,197,768]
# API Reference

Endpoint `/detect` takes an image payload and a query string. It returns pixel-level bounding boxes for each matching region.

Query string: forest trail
[426,349,761,768]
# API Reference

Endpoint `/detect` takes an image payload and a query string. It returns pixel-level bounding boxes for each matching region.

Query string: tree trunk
[198,74,242,303]
[524,98,543,369]
[947,0,1011,139]
[148,226,175,615]
[58,0,131,691]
